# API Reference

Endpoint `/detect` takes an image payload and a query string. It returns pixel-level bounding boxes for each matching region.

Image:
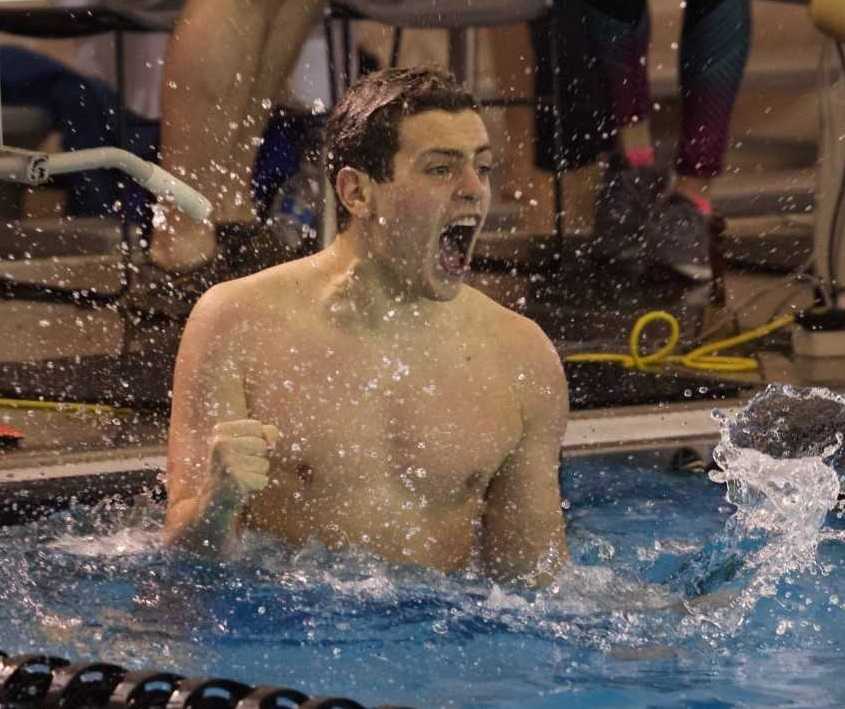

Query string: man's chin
[428,287,461,303]
[424,276,463,302]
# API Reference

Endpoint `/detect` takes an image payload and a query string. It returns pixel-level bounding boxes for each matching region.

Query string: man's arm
[163,285,276,554]
[481,322,569,586]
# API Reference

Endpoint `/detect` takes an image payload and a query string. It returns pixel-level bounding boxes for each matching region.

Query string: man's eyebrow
[421,146,493,159]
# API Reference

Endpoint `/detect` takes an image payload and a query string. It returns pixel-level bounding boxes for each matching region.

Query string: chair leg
[547,5,567,254]
[323,12,339,107]
[389,27,403,68]
[448,27,477,88]
[342,18,353,89]
[322,13,356,102]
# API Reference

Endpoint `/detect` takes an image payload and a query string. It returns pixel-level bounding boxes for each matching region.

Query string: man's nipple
[296,463,314,486]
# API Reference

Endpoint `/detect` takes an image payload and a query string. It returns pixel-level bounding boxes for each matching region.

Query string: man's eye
[477,164,493,177]
[427,165,452,176]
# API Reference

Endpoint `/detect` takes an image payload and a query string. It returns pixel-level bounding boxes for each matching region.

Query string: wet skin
[164,110,569,583]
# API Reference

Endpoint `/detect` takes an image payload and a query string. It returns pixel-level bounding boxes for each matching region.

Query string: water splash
[699,385,843,632]
[712,385,843,534]
[151,202,168,230]
[4,406,845,700]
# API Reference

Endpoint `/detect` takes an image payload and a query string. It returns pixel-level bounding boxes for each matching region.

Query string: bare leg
[151,0,326,273]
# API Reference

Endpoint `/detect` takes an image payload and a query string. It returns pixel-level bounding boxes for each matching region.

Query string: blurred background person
[585,0,751,283]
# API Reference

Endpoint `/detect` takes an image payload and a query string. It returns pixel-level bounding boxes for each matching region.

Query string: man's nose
[455,164,486,202]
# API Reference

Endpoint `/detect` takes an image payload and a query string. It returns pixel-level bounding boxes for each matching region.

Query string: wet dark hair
[324,66,479,232]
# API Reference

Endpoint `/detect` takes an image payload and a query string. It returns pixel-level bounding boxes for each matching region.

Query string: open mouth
[438,217,479,276]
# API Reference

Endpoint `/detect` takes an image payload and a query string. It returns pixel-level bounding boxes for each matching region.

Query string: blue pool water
[2,403,845,707]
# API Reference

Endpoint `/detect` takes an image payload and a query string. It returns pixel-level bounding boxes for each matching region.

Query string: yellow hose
[0,310,795,415]
[0,398,132,416]
[565,310,796,373]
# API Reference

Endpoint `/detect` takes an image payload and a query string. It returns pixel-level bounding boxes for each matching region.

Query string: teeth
[447,217,478,228]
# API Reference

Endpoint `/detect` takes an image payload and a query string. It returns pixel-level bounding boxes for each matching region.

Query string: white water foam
[696,385,844,633]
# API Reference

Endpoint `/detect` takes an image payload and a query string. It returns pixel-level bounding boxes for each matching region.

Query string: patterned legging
[583,0,751,177]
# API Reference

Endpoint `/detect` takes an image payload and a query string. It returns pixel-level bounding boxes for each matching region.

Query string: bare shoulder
[187,257,322,331]
[463,287,562,369]
[462,286,567,411]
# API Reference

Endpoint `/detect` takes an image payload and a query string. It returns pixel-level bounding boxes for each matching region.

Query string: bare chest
[244,336,523,495]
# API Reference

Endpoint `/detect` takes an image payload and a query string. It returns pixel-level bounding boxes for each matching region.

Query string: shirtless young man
[164,68,569,586]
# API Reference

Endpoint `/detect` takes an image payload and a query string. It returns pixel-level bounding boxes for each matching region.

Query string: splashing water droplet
[151,204,168,230]
[704,385,844,632]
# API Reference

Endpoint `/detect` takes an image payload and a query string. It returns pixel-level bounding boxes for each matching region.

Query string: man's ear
[336,167,372,220]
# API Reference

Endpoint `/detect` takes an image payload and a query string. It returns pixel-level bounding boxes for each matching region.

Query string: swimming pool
[2,392,844,708]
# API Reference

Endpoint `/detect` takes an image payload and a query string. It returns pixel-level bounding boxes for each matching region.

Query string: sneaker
[593,153,666,265]
[644,192,724,283]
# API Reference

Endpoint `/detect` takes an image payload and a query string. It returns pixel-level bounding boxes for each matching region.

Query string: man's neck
[321,231,444,331]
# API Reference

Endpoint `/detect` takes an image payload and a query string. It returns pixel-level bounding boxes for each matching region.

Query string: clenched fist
[210,419,280,499]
